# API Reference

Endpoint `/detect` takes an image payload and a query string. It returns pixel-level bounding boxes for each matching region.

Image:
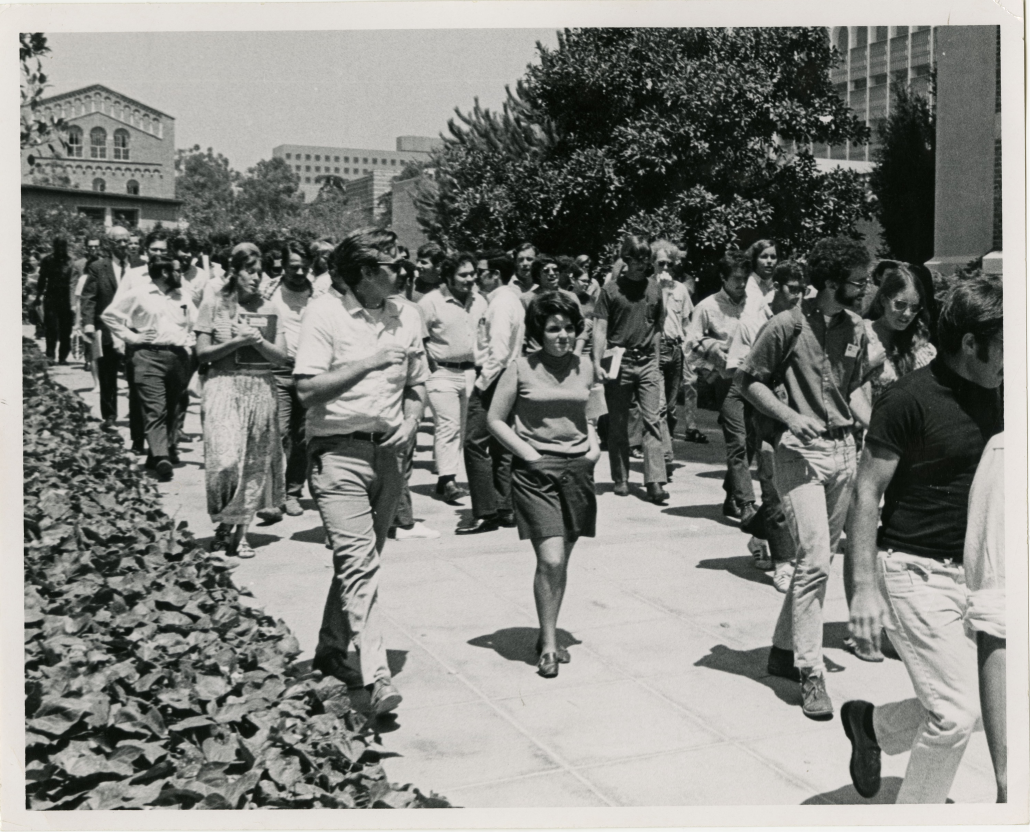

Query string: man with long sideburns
[294,229,429,717]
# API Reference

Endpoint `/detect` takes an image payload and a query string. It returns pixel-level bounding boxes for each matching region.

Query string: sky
[43,29,560,172]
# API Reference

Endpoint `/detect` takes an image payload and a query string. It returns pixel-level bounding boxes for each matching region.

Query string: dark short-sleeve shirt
[741,300,871,430]
[592,275,664,351]
[866,359,1003,561]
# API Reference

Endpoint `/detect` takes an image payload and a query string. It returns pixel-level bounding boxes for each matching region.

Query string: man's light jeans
[770,433,856,674]
[426,367,474,478]
[873,550,981,803]
[309,435,404,685]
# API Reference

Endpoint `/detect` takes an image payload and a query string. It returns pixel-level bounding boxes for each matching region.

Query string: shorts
[511,452,597,542]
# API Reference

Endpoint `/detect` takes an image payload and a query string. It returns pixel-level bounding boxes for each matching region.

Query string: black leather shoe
[497,512,517,528]
[131,442,146,456]
[457,515,500,535]
[767,645,801,682]
[613,481,630,496]
[168,448,181,465]
[439,480,469,502]
[154,458,174,482]
[646,482,669,504]
[312,652,364,689]
[722,496,742,519]
[683,428,709,444]
[842,700,882,798]
[739,501,759,532]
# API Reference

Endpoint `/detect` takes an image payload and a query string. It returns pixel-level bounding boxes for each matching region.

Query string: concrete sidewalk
[42,341,996,807]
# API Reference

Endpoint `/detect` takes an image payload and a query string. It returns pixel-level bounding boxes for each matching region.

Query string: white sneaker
[393,522,440,540]
[748,536,773,570]
[773,562,794,593]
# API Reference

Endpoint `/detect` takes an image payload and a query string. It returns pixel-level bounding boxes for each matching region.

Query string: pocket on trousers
[880,557,917,598]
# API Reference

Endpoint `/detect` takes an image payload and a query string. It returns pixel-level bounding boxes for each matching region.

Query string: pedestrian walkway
[41,340,996,807]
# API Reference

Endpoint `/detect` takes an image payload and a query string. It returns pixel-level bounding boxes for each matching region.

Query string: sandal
[537,652,559,678]
[535,634,570,664]
[235,540,256,559]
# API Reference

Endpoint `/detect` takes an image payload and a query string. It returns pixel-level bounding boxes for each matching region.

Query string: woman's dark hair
[866,262,932,376]
[438,252,477,283]
[747,238,777,273]
[280,239,310,269]
[771,259,804,287]
[332,228,398,290]
[560,263,587,291]
[51,236,69,263]
[805,237,870,292]
[222,248,259,296]
[530,254,558,283]
[525,290,584,345]
[937,275,1003,359]
[619,235,651,263]
[717,249,751,282]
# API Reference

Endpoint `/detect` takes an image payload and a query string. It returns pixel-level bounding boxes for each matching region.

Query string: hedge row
[23,338,450,809]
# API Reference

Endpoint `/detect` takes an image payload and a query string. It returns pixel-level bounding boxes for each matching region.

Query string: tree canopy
[418,27,872,275]
[868,81,936,264]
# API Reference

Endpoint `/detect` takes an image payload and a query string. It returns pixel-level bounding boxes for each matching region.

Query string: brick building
[20,84,180,229]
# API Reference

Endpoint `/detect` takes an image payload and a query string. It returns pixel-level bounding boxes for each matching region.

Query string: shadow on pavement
[290,525,327,545]
[661,502,738,528]
[468,627,582,666]
[696,554,775,589]
[693,644,800,707]
[802,777,903,804]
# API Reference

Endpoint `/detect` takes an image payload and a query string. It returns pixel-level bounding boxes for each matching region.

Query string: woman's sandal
[535,635,571,664]
[537,652,559,678]
[235,540,256,559]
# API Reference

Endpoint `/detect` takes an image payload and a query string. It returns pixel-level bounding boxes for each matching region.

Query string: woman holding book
[194,245,289,558]
[487,291,600,678]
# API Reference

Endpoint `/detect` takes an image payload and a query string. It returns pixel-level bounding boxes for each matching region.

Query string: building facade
[272,136,441,202]
[20,84,180,229]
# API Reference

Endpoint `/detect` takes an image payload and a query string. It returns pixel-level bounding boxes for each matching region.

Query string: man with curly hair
[739,237,873,720]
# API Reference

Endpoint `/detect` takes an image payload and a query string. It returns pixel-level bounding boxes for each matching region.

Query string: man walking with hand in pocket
[294,228,430,717]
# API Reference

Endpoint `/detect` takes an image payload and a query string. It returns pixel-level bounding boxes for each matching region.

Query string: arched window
[126,179,139,195]
[66,126,83,158]
[92,178,106,192]
[90,127,107,159]
[113,129,130,160]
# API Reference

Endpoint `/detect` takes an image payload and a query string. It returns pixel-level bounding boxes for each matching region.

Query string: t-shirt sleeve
[739,313,789,383]
[865,384,920,457]
[193,296,216,335]
[404,308,432,387]
[593,285,610,320]
[292,302,335,376]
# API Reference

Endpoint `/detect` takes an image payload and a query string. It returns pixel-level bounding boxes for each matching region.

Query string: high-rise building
[272,136,442,202]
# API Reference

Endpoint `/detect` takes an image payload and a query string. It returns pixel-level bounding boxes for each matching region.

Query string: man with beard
[100,251,196,482]
[740,237,872,721]
[843,276,1003,803]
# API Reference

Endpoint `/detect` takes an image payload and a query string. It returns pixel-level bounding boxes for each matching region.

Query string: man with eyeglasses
[739,237,873,721]
[100,251,196,482]
[843,276,1003,803]
[294,228,429,717]
[593,234,669,504]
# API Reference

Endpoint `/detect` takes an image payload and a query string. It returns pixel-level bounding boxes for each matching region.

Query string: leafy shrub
[22,338,450,810]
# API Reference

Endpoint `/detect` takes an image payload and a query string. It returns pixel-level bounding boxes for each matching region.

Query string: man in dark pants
[100,253,196,480]
[80,226,133,429]
[36,236,76,365]
[462,253,522,533]
[593,235,668,504]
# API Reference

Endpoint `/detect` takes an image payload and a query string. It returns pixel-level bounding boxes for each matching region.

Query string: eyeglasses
[541,266,559,274]
[846,278,869,289]
[888,298,921,315]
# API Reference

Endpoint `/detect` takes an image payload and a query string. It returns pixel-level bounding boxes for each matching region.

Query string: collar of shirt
[438,282,478,311]
[746,273,774,299]
[801,297,854,331]
[335,285,402,321]
[714,288,746,312]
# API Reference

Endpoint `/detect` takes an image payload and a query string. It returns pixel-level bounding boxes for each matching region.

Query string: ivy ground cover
[22,338,450,809]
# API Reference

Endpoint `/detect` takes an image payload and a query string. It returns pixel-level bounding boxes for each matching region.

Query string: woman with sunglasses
[194,245,289,558]
[863,261,936,403]
[488,291,600,678]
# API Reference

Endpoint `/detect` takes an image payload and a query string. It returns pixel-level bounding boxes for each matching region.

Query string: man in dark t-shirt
[592,235,668,503]
[843,275,1003,804]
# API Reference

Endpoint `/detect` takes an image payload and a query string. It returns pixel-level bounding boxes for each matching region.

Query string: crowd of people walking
[36,221,1006,803]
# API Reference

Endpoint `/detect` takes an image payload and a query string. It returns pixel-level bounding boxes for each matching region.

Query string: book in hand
[234,313,277,369]
[601,346,625,379]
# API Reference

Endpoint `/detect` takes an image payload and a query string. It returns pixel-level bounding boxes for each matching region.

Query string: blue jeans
[770,433,856,674]
[605,352,667,485]
[309,435,404,684]
[873,551,981,803]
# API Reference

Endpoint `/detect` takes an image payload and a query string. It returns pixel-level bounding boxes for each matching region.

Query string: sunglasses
[888,298,921,315]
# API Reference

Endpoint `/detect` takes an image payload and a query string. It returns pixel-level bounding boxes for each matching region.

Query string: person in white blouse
[100,252,197,482]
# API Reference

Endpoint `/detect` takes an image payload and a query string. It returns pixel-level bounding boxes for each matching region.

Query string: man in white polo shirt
[294,228,429,717]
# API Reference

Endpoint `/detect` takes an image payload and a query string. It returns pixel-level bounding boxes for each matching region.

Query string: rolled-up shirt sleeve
[293,303,335,377]
[964,433,1005,639]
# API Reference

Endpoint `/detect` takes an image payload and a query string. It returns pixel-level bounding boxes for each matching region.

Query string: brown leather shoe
[646,482,669,504]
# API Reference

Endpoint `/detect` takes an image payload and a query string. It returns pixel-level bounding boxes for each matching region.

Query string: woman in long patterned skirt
[194,245,288,558]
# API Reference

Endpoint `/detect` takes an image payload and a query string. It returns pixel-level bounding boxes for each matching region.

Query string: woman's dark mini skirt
[511,452,597,542]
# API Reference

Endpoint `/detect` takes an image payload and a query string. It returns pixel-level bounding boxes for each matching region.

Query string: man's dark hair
[619,234,651,262]
[525,290,584,344]
[438,252,477,283]
[280,239,310,268]
[717,249,751,282]
[262,250,283,273]
[805,238,870,292]
[143,227,170,250]
[479,248,506,263]
[530,254,558,283]
[771,260,805,287]
[937,275,1003,359]
[485,254,515,284]
[416,241,446,266]
[332,228,398,290]
[397,245,410,260]
[514,241,537,259]
[169,234,192,255]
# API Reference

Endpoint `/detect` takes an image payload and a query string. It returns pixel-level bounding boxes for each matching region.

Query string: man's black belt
[822,426,852,440]
[621,345,657,359]
[130,343,189,354]
[436,360,476,371]
[339,431,387,444]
